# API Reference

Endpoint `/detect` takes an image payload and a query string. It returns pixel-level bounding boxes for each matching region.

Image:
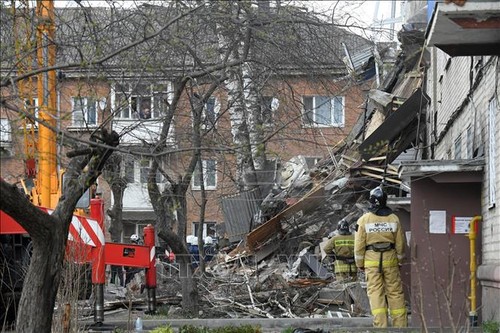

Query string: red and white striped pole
[143,224,157,313]
[90,198,105,324]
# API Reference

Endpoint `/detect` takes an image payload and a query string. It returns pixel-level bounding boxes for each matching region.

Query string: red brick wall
[182,76,370,233]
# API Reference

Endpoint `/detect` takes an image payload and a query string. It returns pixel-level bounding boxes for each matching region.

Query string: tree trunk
[217,2,261,191]
[107,180,126,242]
[0,129,119,332]
[157,228,198,313]
[16,235,66,332]
[103,154,126,243]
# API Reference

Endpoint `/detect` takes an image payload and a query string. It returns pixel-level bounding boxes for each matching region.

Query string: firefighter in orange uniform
[354,186,407,328]
[324,220,357,282]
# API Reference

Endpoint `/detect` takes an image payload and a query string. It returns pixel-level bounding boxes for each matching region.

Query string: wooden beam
[360,170,402,184]
[361,165,399,176]
[341,154,358,163]
[367,156,387,162]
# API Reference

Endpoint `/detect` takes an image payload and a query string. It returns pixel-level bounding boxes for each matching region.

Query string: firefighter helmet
[130,234,139,243]
[337,220,350,235]
[369,186,387,210]
[186,235,195,245]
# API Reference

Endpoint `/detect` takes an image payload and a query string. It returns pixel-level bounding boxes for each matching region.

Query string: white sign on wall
[451,216,473,234]
[429,210,446,234]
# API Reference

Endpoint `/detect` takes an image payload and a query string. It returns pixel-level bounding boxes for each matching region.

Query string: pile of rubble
[93,38,424,321]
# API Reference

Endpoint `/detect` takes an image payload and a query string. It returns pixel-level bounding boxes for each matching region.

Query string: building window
[0,118,11,146]
[115,83,168,120]
[488,97,497,208]
[201,97,219,129]
[192,221,217,240]
[454,135,461,159]
[124,156,135,184]
[122,157,162,184]
[303,96,344,127]
[466,126,473,159]
[123,222,148,243]
[192,159,217,190]
[140,159,162,184]
[72,97,99,127]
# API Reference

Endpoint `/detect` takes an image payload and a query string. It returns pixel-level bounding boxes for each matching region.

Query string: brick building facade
[402,0,500,324]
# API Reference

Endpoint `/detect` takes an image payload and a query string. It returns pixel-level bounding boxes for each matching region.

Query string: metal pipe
[468,215,481,327]
[147,287,157,314]
[94,284,104,324]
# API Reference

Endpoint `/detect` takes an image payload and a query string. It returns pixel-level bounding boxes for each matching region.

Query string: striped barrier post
[90,198,105,324]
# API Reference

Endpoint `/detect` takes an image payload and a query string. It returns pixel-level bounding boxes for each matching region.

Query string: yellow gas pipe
[468,215,481,327]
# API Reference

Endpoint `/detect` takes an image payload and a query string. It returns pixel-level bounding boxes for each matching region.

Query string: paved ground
[84,316,375,333]
[81,311,482,333]
[80,285,481,333]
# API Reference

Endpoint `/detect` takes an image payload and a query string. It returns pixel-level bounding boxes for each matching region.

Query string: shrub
[150,325,175,333]
[483,320,500,333]
[179,325,262,333]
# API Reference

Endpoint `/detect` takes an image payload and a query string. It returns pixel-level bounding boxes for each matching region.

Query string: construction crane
[1,1,157,327]
[34,0,58,208]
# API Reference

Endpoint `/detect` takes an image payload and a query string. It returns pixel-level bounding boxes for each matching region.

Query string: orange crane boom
[36,0,58,208]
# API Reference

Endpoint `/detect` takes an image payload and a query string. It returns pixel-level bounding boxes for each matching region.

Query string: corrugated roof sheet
[349,46,375,72]
[221,188,262,243]
[246,185,325,251]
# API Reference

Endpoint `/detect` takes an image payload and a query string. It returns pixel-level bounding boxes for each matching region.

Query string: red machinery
[0,0,157,325]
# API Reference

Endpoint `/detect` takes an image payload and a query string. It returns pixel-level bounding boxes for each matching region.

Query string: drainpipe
[468,215,481,327]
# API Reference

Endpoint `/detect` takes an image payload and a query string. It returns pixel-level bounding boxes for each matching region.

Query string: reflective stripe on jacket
[354,212,405,268]
[324,234,356,273]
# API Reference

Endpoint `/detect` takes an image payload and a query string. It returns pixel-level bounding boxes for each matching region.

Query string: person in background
[324,219,357,282]
[187,235,199,269]
[125,234,142,285]
[354,186,407,328]
[203,236,216,262]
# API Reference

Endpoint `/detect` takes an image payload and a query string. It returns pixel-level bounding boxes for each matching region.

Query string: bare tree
[1,0,375,328]
[0,1,205,330]
[0,128,119,332]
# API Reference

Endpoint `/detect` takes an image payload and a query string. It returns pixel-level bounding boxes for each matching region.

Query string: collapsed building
[202,29,430,319]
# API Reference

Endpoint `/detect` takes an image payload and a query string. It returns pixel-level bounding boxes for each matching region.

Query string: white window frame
[122,157,162,184]
[139,158,162,184]
[0,118,11,146]
[114,83,169,120]
[192,221,217,240]
[303,95,344,127]
[192,159,217,190]
[201,97,220,129]
[488,97,497,208]
[71,96,100,127]
[123,156,135,184]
